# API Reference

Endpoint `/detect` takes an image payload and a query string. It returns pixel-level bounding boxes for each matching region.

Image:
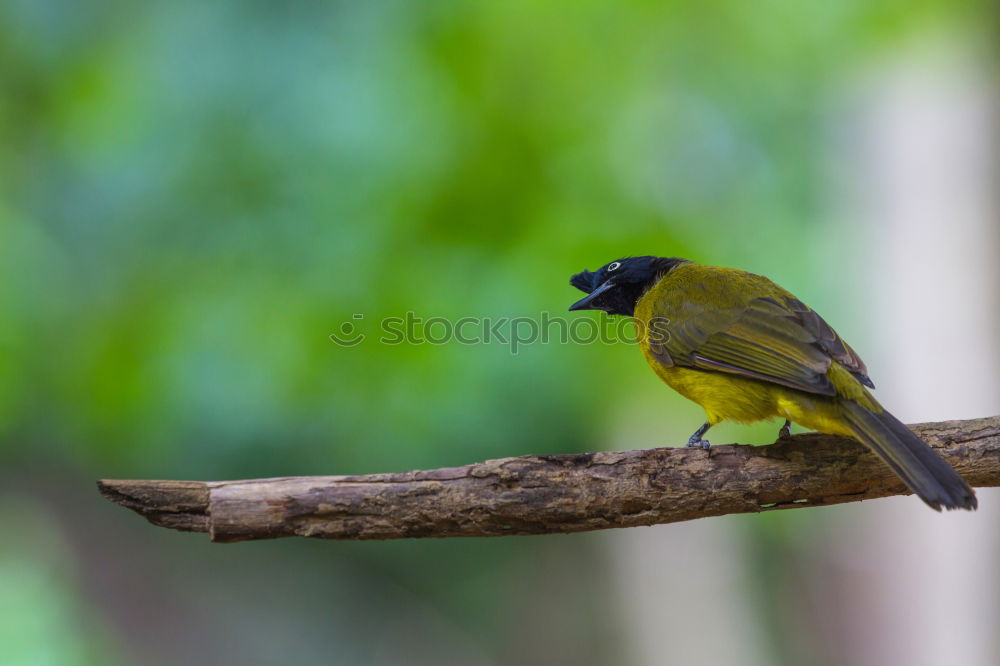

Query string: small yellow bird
[569,256,976,511]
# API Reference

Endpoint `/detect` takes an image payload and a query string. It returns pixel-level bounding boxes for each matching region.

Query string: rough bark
[97,415,1000,543]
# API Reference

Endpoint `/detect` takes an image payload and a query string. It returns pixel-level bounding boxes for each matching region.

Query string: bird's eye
[607,262,621,272]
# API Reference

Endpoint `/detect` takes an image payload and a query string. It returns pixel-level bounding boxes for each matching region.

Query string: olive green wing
[780,296,872,387]
[650,295,873,397]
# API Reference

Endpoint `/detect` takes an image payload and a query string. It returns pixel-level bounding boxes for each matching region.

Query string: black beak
[568,278,614,311]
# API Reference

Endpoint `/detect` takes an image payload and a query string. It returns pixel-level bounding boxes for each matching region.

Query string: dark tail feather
[841,401,977,511]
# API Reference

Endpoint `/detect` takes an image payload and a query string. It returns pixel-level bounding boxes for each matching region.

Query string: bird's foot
[686,422,713,450]
[777,419,792,441]
[686,436,711,450]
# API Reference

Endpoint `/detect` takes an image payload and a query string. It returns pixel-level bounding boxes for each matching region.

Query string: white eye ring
[607,262,621,271]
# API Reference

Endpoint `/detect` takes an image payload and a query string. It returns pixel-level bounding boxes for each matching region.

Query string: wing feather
[660,294,870,396]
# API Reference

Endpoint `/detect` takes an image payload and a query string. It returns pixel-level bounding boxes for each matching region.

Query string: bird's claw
[777,420,792,440]
[686,438,711,450]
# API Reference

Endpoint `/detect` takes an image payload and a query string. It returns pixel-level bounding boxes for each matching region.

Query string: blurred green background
[2,1,997,665]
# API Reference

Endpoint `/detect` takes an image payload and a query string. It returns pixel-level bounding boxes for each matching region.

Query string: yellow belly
[642,350,855,437]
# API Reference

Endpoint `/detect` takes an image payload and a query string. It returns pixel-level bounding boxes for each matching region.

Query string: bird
[568,256,976,511]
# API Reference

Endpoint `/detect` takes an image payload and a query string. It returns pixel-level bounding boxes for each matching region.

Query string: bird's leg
[686,422,712,450]
[777,419,792,440]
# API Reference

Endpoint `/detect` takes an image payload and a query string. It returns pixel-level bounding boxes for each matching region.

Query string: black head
[569,256,688,316]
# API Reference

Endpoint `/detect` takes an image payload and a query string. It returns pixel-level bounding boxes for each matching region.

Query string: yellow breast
[638,342,782,424]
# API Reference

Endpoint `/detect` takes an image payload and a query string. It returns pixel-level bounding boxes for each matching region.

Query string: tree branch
[98,415,1000,542]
